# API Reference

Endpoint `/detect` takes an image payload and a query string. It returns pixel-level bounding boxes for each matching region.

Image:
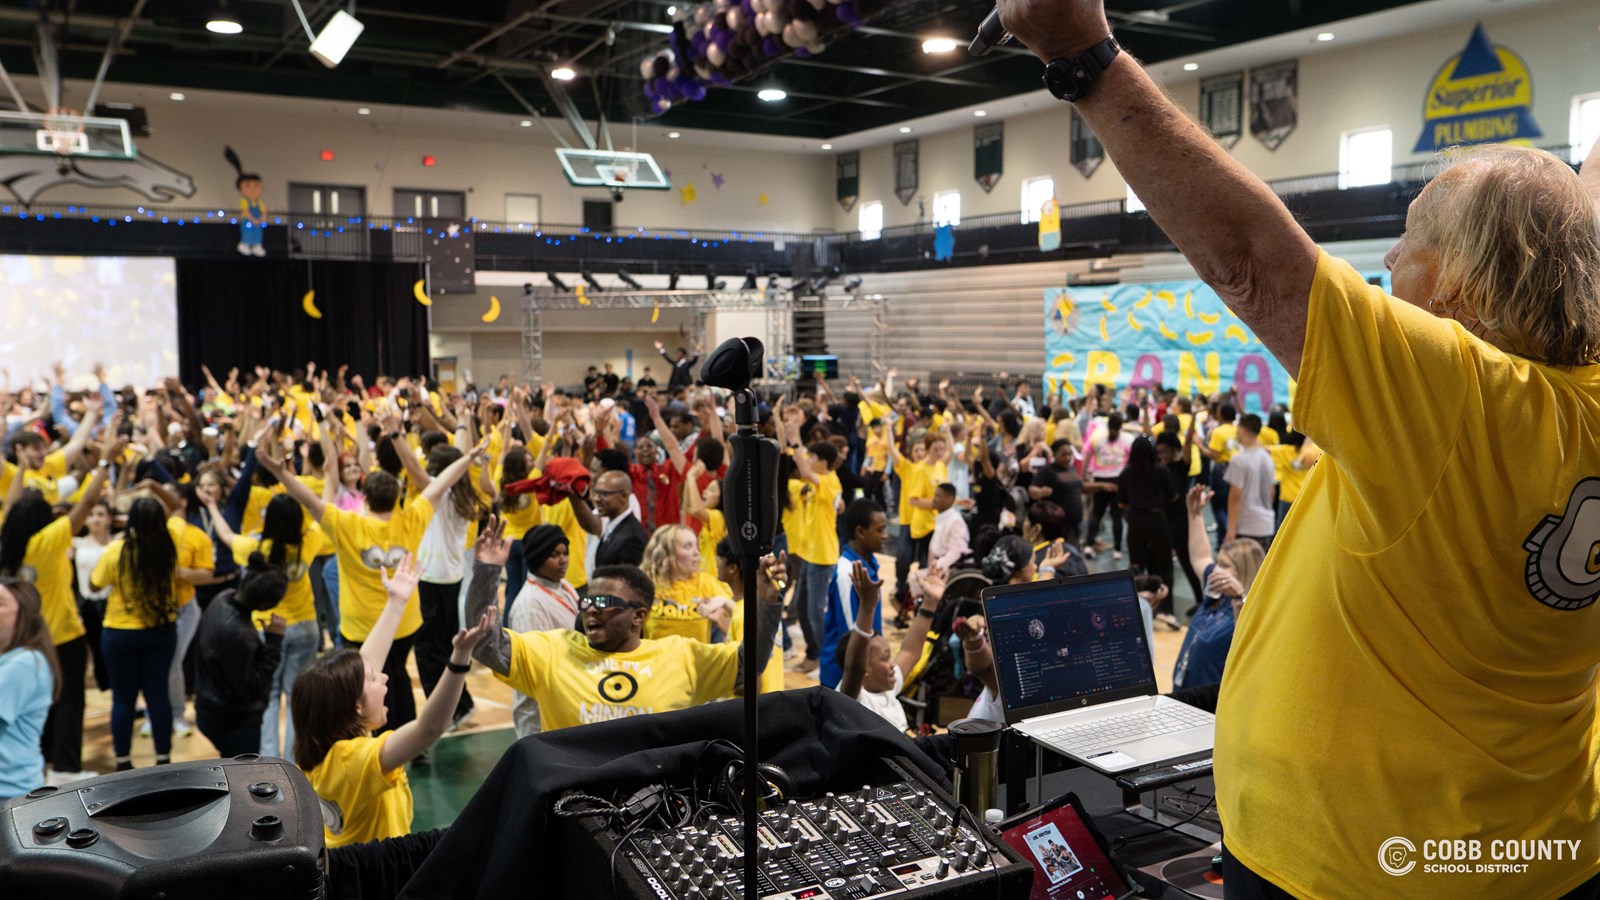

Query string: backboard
[554,148,670,190]
[0,110,134,159]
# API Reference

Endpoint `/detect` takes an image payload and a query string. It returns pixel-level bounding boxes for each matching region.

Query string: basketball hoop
[39,107,87,155]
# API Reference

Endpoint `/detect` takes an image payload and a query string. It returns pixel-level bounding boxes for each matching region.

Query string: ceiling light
[898,126,912,134]
[519,119,532,127]
[551,66,576,81]
[973,110,987,117]
[757,88,787,102]
[921,37,960,54]
[1316,32,1335,42]
[667,5,678,15]
[169,92,186,101]
[358,107,372,115]
[821,142,833,150]
[1182,63,1199,72]
[205,1,243,34]
[668,131,681,139]
[309,9,364,67]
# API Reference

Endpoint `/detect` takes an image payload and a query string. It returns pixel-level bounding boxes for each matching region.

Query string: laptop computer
[980,570,1214,774]
[995,790,1139,900]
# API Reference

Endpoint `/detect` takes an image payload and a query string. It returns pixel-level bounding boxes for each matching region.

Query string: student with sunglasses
[464,517,784,732]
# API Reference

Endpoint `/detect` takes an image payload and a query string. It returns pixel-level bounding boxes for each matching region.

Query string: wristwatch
[1043,35,1122,103]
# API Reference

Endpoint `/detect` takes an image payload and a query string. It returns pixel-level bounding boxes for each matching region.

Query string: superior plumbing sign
[1414,22,1543,152]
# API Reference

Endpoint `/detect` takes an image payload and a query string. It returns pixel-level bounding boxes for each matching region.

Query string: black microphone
[968,7,1010,56]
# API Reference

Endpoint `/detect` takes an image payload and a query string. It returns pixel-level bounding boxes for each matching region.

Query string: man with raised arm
[997,1,1600,896]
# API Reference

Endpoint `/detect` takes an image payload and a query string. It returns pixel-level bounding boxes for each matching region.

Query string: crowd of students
[0,358,1304,850]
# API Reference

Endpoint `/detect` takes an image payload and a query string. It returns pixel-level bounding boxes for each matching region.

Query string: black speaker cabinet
[0,756,325,899]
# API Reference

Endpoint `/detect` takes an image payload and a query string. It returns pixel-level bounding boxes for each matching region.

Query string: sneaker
[1154,612,1182,631]
[173,719,194,737]
[236,242,251,255]
[1112,551,1122,562]
[139,720,151,737]
[449,707,475,733]
[47,770,98,786]
[251,244,266,257]
[1206,522,1218,533]
[794,657,819,674]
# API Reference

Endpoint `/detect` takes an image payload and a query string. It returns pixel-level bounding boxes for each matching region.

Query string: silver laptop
[979,570,1214,774]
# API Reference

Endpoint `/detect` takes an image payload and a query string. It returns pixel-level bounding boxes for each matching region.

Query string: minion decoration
[224,146,267,257]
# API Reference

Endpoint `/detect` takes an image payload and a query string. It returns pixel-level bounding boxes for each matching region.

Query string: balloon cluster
[639,0,885,116]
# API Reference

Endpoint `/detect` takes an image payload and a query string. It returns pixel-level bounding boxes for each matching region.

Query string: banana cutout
[1050,352,1075,369]
[1158,320,1179,341]
[1186,330,1214,345]
[1133,290,1153,309]
[651,305,661,324]
[1127,312,1144,332]
[1198,311,1221,325]
[1159,290,1178,310]
[1183,291,1195,320]
[302,290,322,319]
[482,295,501,323]
[1225,325,1250,345]
[577,284,591,306]
[1099,315,1110,342]
[1100,296,1117,314]
[412,279,431,307]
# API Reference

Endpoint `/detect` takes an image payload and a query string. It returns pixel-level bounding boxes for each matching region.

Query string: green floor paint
[408,727,518,832]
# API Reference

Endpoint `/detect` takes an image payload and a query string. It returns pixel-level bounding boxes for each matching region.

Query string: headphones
[712,760,796,814]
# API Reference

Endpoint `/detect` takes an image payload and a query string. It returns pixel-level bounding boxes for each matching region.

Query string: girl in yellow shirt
[90,497,180,771]
[291,554,493,848]
[641,524,730,643]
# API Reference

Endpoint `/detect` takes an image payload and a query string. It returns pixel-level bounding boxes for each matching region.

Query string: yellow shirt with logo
[307,731,411,849]
[26,517,83,645]
[319,498,433,642]
[1208,423,1238,464]
[92,518,192,630]
[645,571,731,644]
[498,628,740,732]
[232,530,326,627]
[0,451,70,506]
[1215,252,1600,899]
[789,471,841,565]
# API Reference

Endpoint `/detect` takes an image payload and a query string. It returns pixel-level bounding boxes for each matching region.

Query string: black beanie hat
[521,525,569,576]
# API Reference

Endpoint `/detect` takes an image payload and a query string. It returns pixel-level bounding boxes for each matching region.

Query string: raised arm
[838,560,884,699]
[202,497,245,550]
[729,552,785,697]
[954,614,1000,697]
[465,517,514,676]
[1185,484,1216,574]
[894,568,943,679]
[65,434,124,534]
[418,436,485,509]
[254,431,327,522]
[644,396,687,473]
[683,459,711,524]
[60,396,103,469]
[998,1,1318,376]
[381,596,495,773]
[360,554,418,680]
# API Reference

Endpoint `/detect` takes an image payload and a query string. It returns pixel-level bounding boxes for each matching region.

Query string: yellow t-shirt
[645,571,731,643]
[240,484,285,536]
[728,599,784,694]
[1153,412,1203,477]
[541,499,588,586]
[864,435,888,472]
[26,517,84,645]
[1208,423,1238,464]
[697,510,727,579]
[171,518,216,608]
[320,498,433,642]
[1266,442,1320,506]
[781,480,809,550]
[92,518,191,630]
[0,450,70,506]
[898,460,944,539]
[858,400,891,428]
[796,471,841,565]
[1258,425,1280,447]
[232,530,326,626]
[1215,252,1600,899]
[307,731,411,849]
[301,474,326,500]
[501,495,543,542]
[498,629,740,732]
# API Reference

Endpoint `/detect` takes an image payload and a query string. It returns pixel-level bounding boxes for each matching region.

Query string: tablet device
[996,792,1137,900]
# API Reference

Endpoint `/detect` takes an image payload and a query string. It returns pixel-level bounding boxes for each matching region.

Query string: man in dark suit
[654,340,700,391]
[568,470,647,593]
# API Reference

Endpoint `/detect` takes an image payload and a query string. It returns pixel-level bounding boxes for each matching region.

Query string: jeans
[322,558,343,649]
[200,709,263,758]
[40,636,86,771]
[417,581,473,720]
[1209,462,1231,548]
[794,559,835,662]
[167,600,200,724]
[260,620,319,758]
[102,624,177,758]
[310,556,336,649]
[346,633,416,734]
[503,541,526,629]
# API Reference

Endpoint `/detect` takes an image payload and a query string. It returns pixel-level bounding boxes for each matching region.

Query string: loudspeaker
[0,756,325,899]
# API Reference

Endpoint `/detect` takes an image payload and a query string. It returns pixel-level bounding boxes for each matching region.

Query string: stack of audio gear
[563,757,1031,900]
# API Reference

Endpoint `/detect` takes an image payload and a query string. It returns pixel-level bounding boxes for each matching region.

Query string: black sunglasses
[578,594,643,612]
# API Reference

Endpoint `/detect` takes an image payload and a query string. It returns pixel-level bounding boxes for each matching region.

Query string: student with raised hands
[255,427,485,735]
[290,554,495,848]
[836,559,945,732]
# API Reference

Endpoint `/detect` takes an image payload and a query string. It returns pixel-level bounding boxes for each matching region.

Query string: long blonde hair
[642,524,697,587]
[1415,145,1600,367]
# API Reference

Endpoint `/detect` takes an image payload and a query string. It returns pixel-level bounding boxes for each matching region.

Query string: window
[933,189,961,226]
[1021,176,1054,223]
[505,193,541,227]
[287,183,366,216]
[1125,184,1146,214]
[394,188,466,219]
[858,201,883,240]
[1339,127,1393,189]
[1572,93,1600,165]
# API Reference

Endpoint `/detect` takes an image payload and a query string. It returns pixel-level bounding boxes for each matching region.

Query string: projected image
[0,255,178,390]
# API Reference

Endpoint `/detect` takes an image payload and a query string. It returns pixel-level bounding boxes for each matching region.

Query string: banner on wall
[1070,108,1104,179]
[1038,198,1061,252]
[836,152,859,213]
[1042,273,1386,414]
[1249,60,1298,151]
[974,123,1004,193]
[1200,72,1244,149]
[1413,23,1542,153]
[894,140,919,206]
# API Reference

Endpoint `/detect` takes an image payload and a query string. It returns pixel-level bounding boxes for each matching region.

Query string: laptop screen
[983,572,1155,721]
[998,793,1135,900]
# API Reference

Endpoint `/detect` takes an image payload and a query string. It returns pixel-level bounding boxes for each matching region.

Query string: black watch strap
[915,607,937,621]
[445,660,472,674]
[1043,36,1122,103]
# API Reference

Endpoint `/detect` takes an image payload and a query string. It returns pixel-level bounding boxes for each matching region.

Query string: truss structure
[519,287,888,386]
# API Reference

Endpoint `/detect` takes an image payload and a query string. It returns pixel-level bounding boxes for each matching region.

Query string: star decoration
[758,193,770,206]
[681,182,698,205]
[711,172,725,189]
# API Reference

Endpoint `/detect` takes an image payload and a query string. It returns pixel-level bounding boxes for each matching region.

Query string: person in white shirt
[837,560,948,732]
[911,484,968,600]
[1010,379,1036,418]
[503,524,580,737]
[415,442,488,730]
[1223,414,1277,552]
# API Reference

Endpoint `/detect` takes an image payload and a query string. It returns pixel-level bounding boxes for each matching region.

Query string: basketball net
[40,106,86,155]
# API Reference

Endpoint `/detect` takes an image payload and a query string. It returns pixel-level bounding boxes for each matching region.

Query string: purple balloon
[762,36,782,56]
[793,46,811,58]
[685,83,708,101]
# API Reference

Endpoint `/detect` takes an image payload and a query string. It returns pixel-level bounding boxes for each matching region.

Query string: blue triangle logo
[1448,23,1503,80]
